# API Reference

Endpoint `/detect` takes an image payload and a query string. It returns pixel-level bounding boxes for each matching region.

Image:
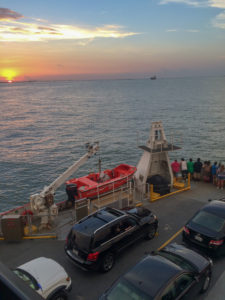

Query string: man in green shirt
[187,158,194,179]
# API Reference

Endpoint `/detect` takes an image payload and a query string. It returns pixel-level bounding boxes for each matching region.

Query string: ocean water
[0,76,225,211]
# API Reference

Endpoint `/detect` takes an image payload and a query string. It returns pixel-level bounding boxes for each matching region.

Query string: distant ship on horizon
[150,75,157,80]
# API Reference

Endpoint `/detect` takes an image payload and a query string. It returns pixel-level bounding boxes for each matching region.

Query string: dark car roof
[123,254,182,298]
[73,207,124,235]
[203,200,225,218]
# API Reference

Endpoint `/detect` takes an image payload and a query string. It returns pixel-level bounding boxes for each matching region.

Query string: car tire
[145,225,157,240]
[200,270,211,293]
[100,252,115,272]
[50,290,67,300]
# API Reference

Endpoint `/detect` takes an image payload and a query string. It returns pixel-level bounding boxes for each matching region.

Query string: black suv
[65,206,158,272]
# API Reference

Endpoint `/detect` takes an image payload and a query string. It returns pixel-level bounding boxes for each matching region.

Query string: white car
[13,257,72,300]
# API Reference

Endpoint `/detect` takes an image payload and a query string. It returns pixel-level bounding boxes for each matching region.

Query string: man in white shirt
[180,158,188,180]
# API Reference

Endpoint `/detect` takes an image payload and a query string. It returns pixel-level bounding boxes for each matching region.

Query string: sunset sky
[0,0,225,81]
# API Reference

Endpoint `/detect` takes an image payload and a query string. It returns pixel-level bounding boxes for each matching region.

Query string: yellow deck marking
[0,235,57,241]
[23,235,57,239]
[157,227,184,251]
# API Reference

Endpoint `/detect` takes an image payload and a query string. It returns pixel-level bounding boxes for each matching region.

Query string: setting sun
[1,69,18,82]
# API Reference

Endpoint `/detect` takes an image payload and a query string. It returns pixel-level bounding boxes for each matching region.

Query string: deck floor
[1,181,225,300]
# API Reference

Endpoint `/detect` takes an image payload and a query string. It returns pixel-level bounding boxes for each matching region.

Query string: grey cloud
[0,7,23,20]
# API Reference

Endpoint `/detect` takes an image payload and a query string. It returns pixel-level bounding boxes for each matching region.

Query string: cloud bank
[0,7,138,42]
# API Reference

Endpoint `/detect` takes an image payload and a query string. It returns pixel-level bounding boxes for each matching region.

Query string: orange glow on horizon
[1,68,19,82]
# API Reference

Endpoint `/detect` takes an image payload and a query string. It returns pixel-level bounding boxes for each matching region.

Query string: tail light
[66,277,70,282]
[183,226,190,235]
[87,251,100,262]
[209,239,224,246]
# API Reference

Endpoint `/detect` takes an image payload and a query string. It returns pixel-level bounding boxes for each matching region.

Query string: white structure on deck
[30,142,99,229]
[134,121,181,193]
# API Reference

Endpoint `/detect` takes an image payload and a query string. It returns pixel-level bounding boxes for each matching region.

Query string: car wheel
[145,225,157,240]
[50,290,67,300]
[100,252,115,272]
[200,270,211,293]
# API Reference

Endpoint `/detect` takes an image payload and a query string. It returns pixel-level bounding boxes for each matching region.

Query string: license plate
[194,234,203,242]
[73,249,78,256]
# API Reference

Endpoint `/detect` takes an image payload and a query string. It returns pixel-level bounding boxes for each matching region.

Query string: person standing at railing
[217,164,225,190]
[203,161,211,183]
[171,159,180,179]
[187,158,194,180]
[211,162,218,185]
[193,158,202,181]
[180,158,188,181]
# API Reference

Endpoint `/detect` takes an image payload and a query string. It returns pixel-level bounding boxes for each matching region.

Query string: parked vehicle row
[13,198,225,299]
[96,199,225,299]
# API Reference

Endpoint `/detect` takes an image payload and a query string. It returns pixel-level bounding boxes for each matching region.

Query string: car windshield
[106,278,151,300]
[159,252,196,272]
[192,210,225,233]
[13,269,37,290]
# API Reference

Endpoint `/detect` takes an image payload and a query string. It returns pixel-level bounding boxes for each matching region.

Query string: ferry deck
[1,180,225,300]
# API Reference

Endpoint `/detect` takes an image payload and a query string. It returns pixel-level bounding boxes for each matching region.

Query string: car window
[174,273,194,296]
[161,282,176,300]
[192,210,225,233]
[111,218,137,237]
[72,230,91,251]
[161,274,194,300]
[122,218,137,229]
[111,222,124,237]
[13,269,38,291]
[93,227,112,248]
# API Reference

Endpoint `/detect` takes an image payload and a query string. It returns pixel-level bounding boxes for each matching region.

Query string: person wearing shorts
[193,158,202,181]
